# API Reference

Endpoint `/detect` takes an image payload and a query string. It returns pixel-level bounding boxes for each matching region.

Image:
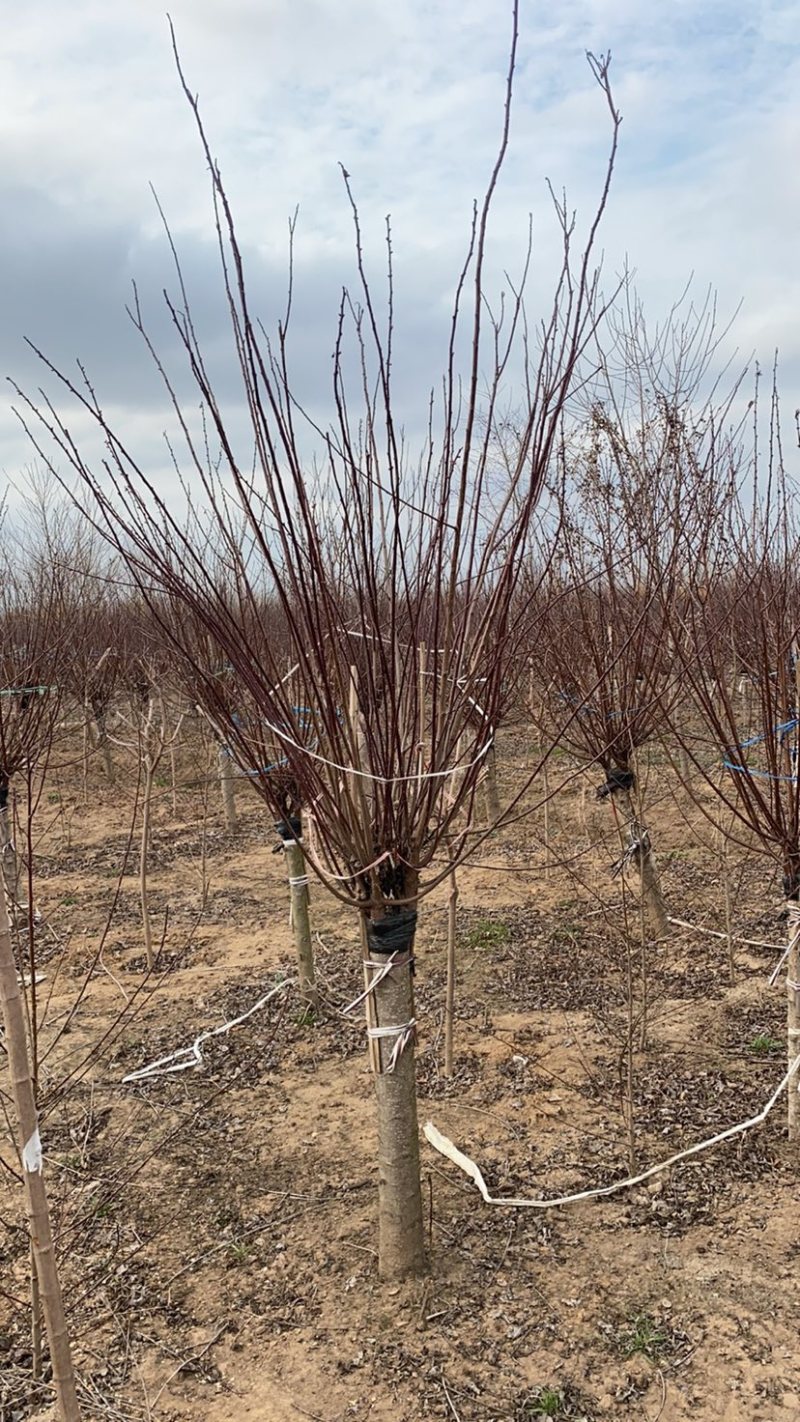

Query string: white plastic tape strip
[23,1127,43,1175]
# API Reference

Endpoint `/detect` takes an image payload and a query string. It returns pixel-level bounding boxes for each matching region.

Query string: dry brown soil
[2,726,800,1421]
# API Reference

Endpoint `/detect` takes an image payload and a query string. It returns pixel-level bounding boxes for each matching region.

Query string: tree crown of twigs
[14,15,621,910]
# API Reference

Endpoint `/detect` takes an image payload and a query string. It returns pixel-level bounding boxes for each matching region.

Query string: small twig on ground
[442,1378,464,1422]
[416,1280,432,1328]
[291,1406,337,1422]
[446,1100,524,1139]
[649,1369,668,1422]
[150,1320,228,1409]
[667,915,783,951]
[164,1200,289,1289]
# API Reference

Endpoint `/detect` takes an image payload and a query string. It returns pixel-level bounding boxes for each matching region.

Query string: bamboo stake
[140,713,155,971]
[159,691,178,815]
[170,731,179,815]
[361,916,380,1075]
[218,742,237,832]
[281,829,318,1012]
[348,669,380,1074]
[81,712,90,804]
[530,670,552,873]
[714,783,736,984]
[442,730,463,1079]
[789,642,800,1141]
[417,643,427,789]
[347,666,376,862]
[444,861,458,1077]
[482,743,500,824]
[0,886,82,1421]
[31,1241,42,1380]
[199,733,212,907]
[542,757,551,879]
[618,870,637,1172]
[787,903,800,1144]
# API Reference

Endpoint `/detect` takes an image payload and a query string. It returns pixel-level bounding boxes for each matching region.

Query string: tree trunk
[0,888,82,1420]
[678,740,691,792]
[542,757,552,878]
[99,732,114,783]
[282,837,318,1011]
[91,708,114,784]
[615,787,668,936]
[0,777,20,913]
[366,909,426,1280]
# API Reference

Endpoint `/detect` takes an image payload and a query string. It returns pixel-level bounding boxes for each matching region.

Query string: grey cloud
[0,178,474,483]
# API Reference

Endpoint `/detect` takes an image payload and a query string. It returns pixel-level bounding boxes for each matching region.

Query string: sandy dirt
[2,724,800,1422]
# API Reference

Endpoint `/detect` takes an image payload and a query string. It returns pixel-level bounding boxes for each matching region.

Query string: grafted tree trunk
[89,702,114,783]
[615,786,668,936]
[366,907,425,1280]
[0,775,20,913]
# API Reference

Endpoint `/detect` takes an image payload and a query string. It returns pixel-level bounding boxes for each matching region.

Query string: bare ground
[2,730,800,1422]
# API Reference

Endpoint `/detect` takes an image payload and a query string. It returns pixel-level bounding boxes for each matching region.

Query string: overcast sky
[1,0,798,500]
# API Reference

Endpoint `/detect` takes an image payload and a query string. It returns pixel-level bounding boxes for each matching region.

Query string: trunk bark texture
[366,909,426,1280]
[615,786,668,936]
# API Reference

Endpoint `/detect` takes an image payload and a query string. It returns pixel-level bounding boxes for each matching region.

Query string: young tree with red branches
[16,17,621,1277]
[665,384,800,1139]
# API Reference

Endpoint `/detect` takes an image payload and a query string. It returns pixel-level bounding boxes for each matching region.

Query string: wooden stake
[542,757,551,880]
[0,887,82,1421]
[482,743,500,824]
[361,915,380,1076]
[444,862,458,1077]
[787,905,800,1144]
[789,641,800,1141]
[417,643,427,788]
[218,742,237,832]
[140,733,155,972]
[714,780,736,984]
[282,832,318,1012]
[31,1241,42,1380]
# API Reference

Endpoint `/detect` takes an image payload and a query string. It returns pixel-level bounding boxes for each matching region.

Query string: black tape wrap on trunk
[596,767,636,801]
[0,779,8,811]
[274,815,302,842]
[366,908,418,962]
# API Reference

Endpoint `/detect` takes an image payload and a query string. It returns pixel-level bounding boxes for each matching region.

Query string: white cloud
[0,0,798,488]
